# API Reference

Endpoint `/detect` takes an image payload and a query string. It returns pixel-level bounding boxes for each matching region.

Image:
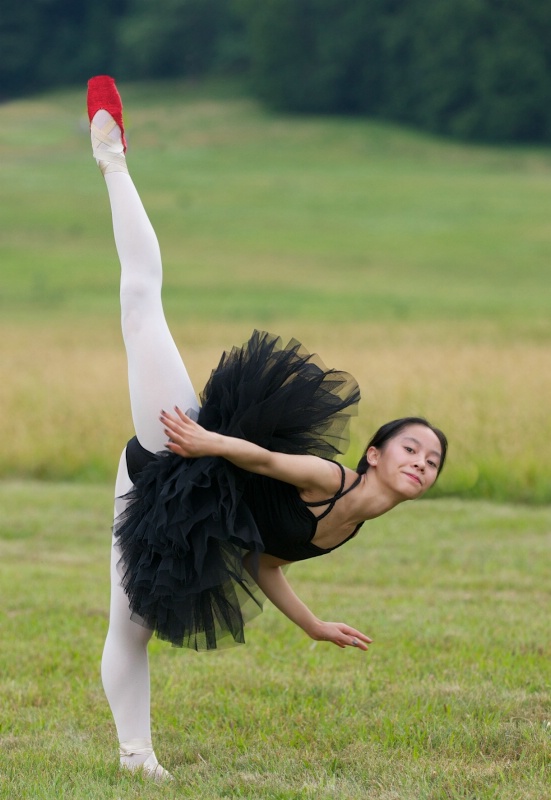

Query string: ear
[367,446,379,467]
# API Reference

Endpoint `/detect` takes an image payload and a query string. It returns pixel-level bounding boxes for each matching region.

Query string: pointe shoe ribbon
[90,115,128,175]
[119,738,174,782]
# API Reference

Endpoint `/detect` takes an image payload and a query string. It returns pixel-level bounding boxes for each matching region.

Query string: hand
[160,407,218,459]
[312,621,372,651]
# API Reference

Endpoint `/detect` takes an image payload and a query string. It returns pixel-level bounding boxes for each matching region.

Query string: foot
[140,752,174,782]
[119,738,174,783]
[90,109,128,175]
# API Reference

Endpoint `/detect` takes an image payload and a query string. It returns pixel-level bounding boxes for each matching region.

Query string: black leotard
[243,463,362,561]
[126,437,362,562]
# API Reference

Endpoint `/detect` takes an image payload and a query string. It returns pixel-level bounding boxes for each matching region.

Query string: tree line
[3,0,551,142]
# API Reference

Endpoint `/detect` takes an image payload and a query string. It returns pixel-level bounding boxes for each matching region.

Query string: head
[356,417,447,497]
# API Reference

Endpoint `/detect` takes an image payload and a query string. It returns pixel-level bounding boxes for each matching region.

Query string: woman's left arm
[160,408,337,492]
[245,553,372,651]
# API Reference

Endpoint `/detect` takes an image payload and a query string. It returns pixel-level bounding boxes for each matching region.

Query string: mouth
[404,472,423,486]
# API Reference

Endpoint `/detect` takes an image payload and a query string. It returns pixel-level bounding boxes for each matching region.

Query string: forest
[3,0,551,141]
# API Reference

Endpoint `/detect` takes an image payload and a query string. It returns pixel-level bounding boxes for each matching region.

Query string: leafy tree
[4,0,551,141]
[238,0,383,113]
[117,0,245,78]
[0,0,128,98]
[0,4,43,97]
[238,0,551,142]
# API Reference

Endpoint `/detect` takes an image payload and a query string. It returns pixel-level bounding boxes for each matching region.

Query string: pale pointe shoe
[87,75,128,176]
[89,110,128,176]
[119,738,174,782]
[141,751,174,782]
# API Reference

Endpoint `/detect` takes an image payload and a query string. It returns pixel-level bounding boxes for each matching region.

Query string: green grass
[0,481,550,798]
[2,78,551,325]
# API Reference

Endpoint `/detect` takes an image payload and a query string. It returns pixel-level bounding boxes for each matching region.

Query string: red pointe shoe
[87,75,127,151]
[87,75,128,175]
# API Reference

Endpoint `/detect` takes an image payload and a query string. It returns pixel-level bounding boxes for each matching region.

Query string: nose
[413,455,426,471]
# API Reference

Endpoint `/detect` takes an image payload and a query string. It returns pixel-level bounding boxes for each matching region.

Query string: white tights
[99,168,200,763]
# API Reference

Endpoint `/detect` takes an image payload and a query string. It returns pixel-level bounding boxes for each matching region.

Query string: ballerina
[87,75,447,780]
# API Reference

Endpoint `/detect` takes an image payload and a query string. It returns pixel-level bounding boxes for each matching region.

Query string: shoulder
[298,458,345,501]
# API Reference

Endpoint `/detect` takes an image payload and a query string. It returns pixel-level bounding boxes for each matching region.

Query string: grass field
[0,482,549,799]
[1,79,551,499]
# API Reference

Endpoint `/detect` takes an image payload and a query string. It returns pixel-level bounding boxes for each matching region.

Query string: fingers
[160,409,189,455]
[160,416,180,441]
[160,407,209,458]
[321,623,373,651]
[174,405,187,422]
[160,407,190,426]
[352,632,373,645]
[332,635,369,651]
[351,635,372,650]
[160,409,191,438]
[340,625,372,651]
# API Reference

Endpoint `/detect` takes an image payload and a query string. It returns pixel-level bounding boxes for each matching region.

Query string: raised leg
[96,124,199,451]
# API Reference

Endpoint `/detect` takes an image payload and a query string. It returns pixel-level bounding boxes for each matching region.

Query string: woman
[87,76,447,780]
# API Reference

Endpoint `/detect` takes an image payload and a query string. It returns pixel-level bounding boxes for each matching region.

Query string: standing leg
[101,454,155,759]
[89,77,198,779]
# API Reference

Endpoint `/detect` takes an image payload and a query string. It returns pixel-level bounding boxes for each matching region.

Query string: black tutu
[114,330,360,651]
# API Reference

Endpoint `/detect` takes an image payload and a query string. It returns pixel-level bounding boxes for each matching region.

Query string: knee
[120,278,155,312]
[105,619,153,654]
[120,280,161,336]
[133,623,154,649]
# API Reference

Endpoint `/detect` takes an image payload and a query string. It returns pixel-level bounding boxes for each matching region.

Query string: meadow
[0,481,549,799]
[0,81,550,798]
[1,79,551,499]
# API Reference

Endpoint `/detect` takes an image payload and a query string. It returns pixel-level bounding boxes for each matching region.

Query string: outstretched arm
[245,553,372,651]
[160,408,339,493]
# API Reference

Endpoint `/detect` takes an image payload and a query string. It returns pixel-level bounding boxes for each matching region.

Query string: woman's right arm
[245,553,372,651]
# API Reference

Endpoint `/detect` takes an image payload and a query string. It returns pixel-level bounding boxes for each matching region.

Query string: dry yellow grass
[2,316,549,500]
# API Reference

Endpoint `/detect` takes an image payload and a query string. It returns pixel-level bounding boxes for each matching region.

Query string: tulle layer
[115,453,264,650]
[198,330,360,457]
[114,330,360,651]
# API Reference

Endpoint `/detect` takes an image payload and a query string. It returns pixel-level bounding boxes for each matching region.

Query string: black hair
[356,417,448,478]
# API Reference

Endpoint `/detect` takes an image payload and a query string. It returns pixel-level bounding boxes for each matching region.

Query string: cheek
[389,445,406,465]
[426,471,439,487]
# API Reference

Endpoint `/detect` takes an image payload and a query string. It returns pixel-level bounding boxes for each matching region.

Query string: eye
[404,446,414,454]
[427,460,438,469]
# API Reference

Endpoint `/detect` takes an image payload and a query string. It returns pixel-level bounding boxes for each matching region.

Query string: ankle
[119,738,174,782]
[90,111,128,176]
[119,737,153,768]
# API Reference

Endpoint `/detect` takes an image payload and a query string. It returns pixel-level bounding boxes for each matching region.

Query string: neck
[355,470,405,521]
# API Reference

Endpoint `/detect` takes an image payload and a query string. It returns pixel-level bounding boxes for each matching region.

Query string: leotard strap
[304,462,362,522]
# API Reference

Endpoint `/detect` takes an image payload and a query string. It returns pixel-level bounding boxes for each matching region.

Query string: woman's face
[367,423,443,499]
